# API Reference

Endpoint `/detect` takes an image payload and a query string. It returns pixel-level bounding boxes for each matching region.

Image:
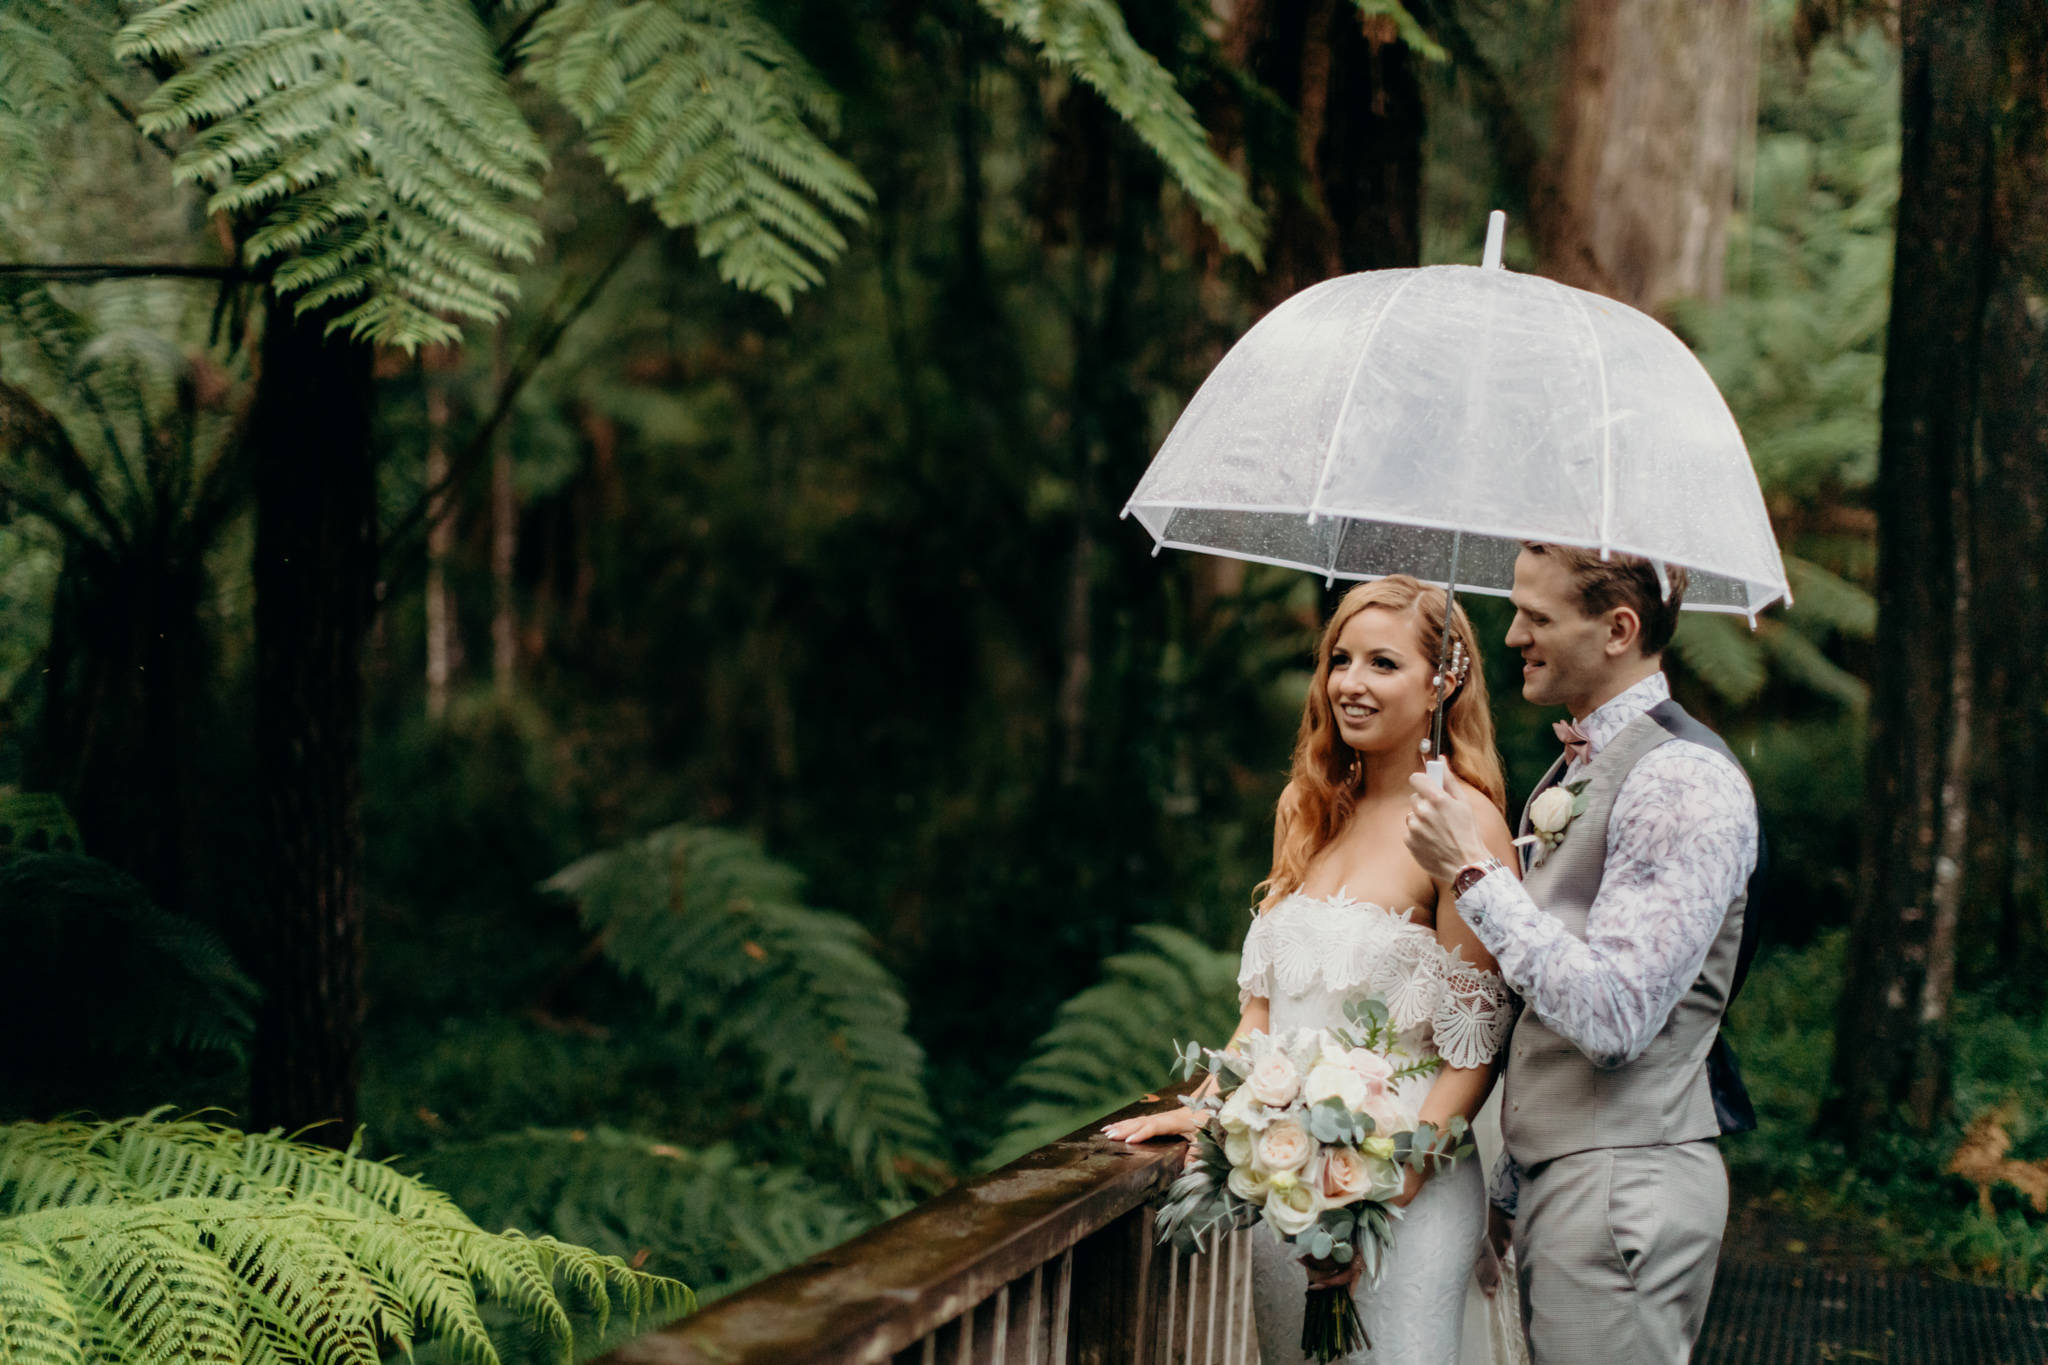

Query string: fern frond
[0,854,258,1099]
[115,0,547,349]
[0,1117,692,1365]
[1349,1,1446,62]
[973,0,1265,262]
[518,0,873,312]
[1669,611,1769,706]
[1783,554,1876,639]
[0,6,93,192]
[1759,620,1868,710]
[985,925,1241,1168]
[415,1129,868,1301]
[543,826,945,1193]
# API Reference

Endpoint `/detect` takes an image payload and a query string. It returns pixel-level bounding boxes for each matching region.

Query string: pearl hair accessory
[1421,640,1468,756]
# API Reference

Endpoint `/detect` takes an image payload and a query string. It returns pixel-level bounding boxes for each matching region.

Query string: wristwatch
[1452,857,1507,899]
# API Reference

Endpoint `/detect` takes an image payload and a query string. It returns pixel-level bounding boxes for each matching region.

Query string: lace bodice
[1237,892,1513,1072]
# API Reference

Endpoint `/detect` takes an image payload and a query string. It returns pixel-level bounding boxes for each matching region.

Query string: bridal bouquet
[1154,996,1473,1362]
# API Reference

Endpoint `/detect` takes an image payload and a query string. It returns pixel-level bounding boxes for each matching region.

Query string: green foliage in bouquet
[0,1113,688,1365]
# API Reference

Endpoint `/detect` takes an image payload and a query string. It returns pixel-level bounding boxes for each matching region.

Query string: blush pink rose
[1344,1047,1395,1100]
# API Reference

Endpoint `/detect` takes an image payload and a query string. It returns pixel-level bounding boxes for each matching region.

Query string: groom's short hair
[1520,543,1687,656]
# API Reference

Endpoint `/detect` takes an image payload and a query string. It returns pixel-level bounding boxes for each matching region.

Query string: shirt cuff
[1487,1150,1522,1218]
[1454,864,1515,929]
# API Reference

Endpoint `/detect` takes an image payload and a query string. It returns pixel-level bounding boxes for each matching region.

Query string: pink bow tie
[1554,719,1592,766]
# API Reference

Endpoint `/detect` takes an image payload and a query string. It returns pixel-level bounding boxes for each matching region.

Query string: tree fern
[1670,612,1771,707]
[542,825,945,1194]
[0,852,258,1114]
[985,924,1241,1168]
[414,1128,868,1301]
[0,1115,690,1365]
[973,0,1265,262]
[515,0,875,312]
[0,2,98,193]
[115,0,549,349]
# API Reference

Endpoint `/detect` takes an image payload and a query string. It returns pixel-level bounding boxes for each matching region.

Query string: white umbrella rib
[1305,273,1425,525]
[1556,279,1616,557]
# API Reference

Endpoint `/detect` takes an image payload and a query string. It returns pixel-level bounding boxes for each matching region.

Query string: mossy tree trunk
[1965,0,2048,989]
[1827,0,2048,1143]
[1533,0,1755,313]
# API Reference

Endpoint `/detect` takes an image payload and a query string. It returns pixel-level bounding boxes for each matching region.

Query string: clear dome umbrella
[1121,212,1790,763]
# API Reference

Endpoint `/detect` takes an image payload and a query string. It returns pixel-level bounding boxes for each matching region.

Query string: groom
[1404,543,1760,1364]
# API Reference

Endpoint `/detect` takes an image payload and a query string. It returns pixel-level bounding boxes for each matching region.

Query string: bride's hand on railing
[1100,1108,1200,1145]
[1101,1108,1208,1168]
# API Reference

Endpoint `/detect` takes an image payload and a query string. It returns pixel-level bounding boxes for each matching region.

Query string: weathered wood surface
[596,1092,1193,1365]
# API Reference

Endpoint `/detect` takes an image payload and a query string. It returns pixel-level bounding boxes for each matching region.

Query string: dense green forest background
[2,0,2045,1342]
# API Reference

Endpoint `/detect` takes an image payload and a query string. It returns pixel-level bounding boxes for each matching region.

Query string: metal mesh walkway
[1698,1262,2048,1364]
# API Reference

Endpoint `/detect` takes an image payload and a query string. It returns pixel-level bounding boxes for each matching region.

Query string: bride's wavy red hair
[1257,576,1506,908]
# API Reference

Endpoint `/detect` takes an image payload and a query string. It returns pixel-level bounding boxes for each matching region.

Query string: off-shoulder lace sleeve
[1237,912,1274,1004]
[1430,960,1513,1069]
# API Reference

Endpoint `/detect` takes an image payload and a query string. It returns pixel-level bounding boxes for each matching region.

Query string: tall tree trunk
[423,369,456,722]
[1225,0,1426,305]
[247,296,376,1140]
[1534,0,1756,312]
[1967,0,2048,984]
[1826,0,2000,1143]
[490,325,518,700]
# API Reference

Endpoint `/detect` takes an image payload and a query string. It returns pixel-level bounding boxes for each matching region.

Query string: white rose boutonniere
[1515,779,1591,868]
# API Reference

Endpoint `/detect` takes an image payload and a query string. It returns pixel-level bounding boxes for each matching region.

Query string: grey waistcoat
[1499,707,1749,1168]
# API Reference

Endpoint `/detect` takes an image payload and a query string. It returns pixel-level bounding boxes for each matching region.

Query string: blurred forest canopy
[1,0,2045,1315]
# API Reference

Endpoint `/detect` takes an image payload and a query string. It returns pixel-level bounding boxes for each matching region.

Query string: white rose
[1223,1127,1254,1169]
[1529,785,1577,835]
[1263,1177,1321,1237]
[1227,1161,1272,1203]
[1304,1062,1368,1111]
[1319,1146,1374,1204]
[1363,1090,1416,1137]
[1364,1154,1408,1202]
[1254,1118,1315,1173]
[1217,1086,1258,1134]
[1246,1052,1301,1108]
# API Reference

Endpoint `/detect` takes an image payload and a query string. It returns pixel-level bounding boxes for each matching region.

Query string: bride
[1105,575,1520,1363]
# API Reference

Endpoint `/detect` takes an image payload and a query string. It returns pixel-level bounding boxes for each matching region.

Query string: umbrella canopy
[1122,256,1790,617]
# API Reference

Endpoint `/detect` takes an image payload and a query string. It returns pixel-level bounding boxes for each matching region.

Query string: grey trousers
[1514,1140,1727,1365]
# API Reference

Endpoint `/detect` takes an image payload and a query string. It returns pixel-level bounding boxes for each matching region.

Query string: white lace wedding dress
[1237,891,1517,1365]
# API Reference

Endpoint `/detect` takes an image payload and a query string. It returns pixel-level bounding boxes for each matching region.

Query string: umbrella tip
[1151,543,1162,558]
[1482,211,1507,270]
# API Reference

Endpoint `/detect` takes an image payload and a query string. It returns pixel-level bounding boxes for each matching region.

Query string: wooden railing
[594,1090,1259,1365]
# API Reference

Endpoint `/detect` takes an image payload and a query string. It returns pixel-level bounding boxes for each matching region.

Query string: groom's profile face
[1505,549,1613,713]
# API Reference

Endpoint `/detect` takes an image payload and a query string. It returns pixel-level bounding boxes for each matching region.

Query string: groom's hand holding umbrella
[1404,769,1495,884]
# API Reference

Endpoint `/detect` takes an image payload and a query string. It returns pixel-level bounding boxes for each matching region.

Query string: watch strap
[1452,857,1505,899]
